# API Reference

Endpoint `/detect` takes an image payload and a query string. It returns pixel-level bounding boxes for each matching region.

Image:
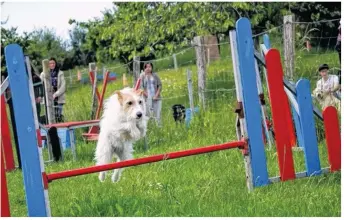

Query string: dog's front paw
[140,129,147,138]
[137,117,148,137]
[111,172,121,183]
[137,124,147,137]
[99,172,106,182]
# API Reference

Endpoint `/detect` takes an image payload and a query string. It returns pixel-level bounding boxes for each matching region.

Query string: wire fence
[4,18,336,154]
[50,18,340,126]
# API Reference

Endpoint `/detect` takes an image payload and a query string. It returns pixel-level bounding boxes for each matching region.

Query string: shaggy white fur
[94,87,148,183]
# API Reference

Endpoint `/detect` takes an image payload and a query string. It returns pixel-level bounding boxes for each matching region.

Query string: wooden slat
[323,106,341,172]
[295,79,321,176]
[265,49,296,181]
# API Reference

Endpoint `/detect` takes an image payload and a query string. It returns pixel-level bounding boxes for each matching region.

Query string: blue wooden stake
[5,44,50,216]
[263,34,271,50]
[295,79,321,176]
[236,18,269,187]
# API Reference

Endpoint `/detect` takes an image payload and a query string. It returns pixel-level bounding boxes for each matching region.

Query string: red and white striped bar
[46,140,246,183]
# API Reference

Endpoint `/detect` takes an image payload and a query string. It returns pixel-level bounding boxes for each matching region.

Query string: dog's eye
[138,100,142,105]
[127,101,133,106]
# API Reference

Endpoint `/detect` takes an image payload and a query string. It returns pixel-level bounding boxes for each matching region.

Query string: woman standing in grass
[41,57,66,122]
[140,62,163,127]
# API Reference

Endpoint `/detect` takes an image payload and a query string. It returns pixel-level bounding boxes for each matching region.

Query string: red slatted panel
[265,49,296,181]
[323,106,341,172]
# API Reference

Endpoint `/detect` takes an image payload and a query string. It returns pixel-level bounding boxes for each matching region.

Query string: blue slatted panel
[5,44,49,216]
[263,34,271,49]
[295,79,321,176]
[236,18,269,187]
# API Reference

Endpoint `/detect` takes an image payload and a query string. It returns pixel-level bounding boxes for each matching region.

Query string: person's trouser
[146,99,162,126]
[54,101,64,123]
[319,94,341,112]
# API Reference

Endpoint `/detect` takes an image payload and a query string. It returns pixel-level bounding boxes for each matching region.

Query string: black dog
[172,104,186,123]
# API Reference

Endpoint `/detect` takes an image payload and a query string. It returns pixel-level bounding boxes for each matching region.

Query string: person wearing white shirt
[313,64,340,111]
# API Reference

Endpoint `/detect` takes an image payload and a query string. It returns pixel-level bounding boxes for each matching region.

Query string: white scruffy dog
[95,87,148,183]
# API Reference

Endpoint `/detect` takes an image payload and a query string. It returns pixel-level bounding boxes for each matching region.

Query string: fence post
[186,69,194,113]
[207,48,210,66]
[283,14,295,81]
[193,36,207,109]
[89,63,98,120]
[42,59,55,124]
[69,70,73,88]
[173,53,178,70]
[133,56,140,87]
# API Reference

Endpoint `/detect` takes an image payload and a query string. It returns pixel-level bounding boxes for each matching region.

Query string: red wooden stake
[323,106,341,172]
[1,149,11,217]
[265,49,296,181]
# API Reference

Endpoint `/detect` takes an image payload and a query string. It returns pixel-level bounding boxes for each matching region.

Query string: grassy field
[5,38,341,217]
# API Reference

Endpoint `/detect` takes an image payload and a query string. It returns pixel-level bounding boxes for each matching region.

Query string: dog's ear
[115,91,124,105]
[134,89,144,96]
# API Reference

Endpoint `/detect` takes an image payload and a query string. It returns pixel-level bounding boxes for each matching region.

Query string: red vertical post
[323,106,341,172]
[265,49,296,181]
[89,71,110,134]
[1,150,11,217]
[95,71,110,120]
[1,95,15,171]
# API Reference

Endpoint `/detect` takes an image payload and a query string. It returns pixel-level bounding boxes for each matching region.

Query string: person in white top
[313,64,341,111]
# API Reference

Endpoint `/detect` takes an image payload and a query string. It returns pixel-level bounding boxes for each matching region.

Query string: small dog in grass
[95,87,148,183]
[172,104,186,123]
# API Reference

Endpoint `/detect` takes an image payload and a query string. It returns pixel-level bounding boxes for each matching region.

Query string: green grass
[5,38,341,217]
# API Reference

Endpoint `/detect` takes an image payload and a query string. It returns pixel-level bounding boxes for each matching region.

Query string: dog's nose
[136,112,142,118]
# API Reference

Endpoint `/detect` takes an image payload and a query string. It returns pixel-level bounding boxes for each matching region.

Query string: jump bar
[46,140,247,183]
[43,119,100,129]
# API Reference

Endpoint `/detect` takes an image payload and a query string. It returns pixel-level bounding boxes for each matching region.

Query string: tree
[1,26,73,75]
[1,27,32,77]
[76,2,295,64]
[289,2,341,48]
[69,25,93,66]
